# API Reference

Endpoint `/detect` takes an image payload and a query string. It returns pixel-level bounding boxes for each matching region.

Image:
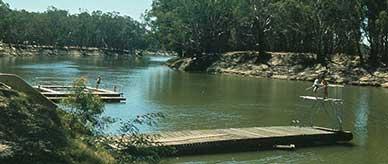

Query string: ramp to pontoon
[0,73,57,109]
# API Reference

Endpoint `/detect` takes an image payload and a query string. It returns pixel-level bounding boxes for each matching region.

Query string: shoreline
[0,42,134,57]
[166,51,388,88]
[0,42,175,58]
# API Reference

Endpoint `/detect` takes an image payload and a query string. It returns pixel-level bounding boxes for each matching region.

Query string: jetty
[113,126,352,156]
[157,126,352,155]
[34,85,126,103]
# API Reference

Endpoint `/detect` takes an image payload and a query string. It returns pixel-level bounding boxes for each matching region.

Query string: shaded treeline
[147,0,388,66]
[0,1,148,52]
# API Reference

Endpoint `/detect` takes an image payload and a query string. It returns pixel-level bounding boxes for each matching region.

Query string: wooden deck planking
[151,126,352,155]
[34,85,125,103]
[38,87,61,94]
[262,127,312,135]
[300,96,343,103]
[251,127,331,137]
[158,134,229,145]
[252,127,291,137]
[227,128,267,138]
[158,130,229,144]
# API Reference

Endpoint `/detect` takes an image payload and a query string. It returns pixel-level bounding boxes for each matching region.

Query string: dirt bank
[167,51,388,88]
[0,42,132,57]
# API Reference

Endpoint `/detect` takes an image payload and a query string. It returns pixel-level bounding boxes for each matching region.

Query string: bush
[61,78,169,163]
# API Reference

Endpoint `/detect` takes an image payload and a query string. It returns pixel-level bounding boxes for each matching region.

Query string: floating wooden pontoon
[34,85,126,103]
[113,126,352,156]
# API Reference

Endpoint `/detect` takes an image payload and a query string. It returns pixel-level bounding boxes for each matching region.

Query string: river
[1,56,388,163]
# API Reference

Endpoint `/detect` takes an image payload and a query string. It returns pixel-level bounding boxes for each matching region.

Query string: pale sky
[3,0,153,21]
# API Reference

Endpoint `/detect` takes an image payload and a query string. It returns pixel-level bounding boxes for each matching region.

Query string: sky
[3,0,153,21]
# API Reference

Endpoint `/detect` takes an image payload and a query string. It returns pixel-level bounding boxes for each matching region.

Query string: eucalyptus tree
[362,0,388,66]
[147,0,236,57]
[0,0,10,41]
[304,0,364,63]
[0,1,149,52]
[148,0,369,64]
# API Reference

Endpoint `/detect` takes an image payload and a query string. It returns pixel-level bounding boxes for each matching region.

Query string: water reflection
[354,90,369,146]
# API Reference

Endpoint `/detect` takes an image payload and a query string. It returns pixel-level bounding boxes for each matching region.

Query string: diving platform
[300,96,343,103]
[34,85,126,103]
[134,126,352,155]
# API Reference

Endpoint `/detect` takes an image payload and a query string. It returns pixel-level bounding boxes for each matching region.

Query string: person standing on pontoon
[96,75,102,89]
[310,75,329,98]
[321,78,329,98]
[312,77,322,93]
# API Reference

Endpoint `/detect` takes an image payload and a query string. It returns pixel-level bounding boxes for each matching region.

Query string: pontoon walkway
[154,126,352,155]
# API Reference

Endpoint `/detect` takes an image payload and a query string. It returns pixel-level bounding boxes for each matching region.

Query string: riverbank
[139,50,176,56]
[0,42,132,57]
[167,51,388,88]
[0,82,114,163]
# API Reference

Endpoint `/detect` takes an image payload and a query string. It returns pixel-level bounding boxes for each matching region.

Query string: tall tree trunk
[366,0,380,67]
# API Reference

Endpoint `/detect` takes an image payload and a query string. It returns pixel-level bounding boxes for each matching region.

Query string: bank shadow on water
[163,143,356,164]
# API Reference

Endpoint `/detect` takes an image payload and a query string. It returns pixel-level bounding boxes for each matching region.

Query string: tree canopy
[2,0,388,66]
[0,1,148,52]
[147,0,388,66]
